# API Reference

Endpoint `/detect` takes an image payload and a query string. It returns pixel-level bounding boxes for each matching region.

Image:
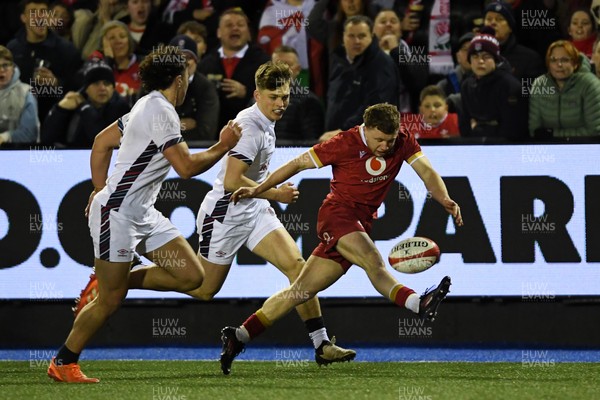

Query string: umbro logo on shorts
[117,249,129,257]
[215,251,227,257]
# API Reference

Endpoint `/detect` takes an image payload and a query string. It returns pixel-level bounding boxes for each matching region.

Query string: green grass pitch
[1,361,599,400]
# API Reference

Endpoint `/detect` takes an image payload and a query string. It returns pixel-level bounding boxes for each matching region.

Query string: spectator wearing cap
[529,40,600,138]
[7,0,82,122]
[41,60,129,147]
[198,8,270,129]
[169,34,219,141]
[0,45,39,146]
[483,1,544,83]
[459,27,527,140]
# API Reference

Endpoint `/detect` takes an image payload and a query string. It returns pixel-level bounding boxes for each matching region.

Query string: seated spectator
[460,27,527,140]
[325,16,399,133]
[169,34,219,141]
[198,8,270,129]
[529,40,600,138]
[592,36,600,79]
[97,21,142,104]
[568,8,597,59]
[41,60,129,147]
[71,0,128,59]
[0,45,39,146]
[484,1,544,82]
[7,0,82,121]
[177,20,208,60]
[402,85,459,139]
[271,45,324,141]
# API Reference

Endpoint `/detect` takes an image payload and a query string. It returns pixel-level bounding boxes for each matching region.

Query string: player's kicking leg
[220,254,345,374]
[335,231,451,321]
[250,227,356,366]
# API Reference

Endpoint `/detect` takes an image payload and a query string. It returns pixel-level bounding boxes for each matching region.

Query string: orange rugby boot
[47,357,99,383]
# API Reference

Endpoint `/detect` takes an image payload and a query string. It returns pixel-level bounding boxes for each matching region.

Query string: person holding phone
[41,60,129,147]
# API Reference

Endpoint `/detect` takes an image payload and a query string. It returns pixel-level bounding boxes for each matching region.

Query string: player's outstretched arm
[164,121,242,179]
[411,155,463,226]
[231,151,316,204]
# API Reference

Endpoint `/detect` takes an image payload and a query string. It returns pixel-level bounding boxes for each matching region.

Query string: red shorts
[312,200,374,272]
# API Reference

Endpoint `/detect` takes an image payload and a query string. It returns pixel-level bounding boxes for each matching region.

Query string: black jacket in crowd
[7,29,82,121]
[198,45,270,129]
[177,71,220,141]
[459,58,528,140]
[326,39,399,131]
[500,33,545,83]
[275,85,324,142]
[41,91,129,147]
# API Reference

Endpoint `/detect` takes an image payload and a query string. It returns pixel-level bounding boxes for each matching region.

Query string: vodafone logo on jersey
[365,156,387,176]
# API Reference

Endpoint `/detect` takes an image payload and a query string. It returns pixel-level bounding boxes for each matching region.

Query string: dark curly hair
[363,103,400,135]
[139,46,187,92]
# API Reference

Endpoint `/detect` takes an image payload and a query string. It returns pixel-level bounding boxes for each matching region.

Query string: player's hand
[275,182,299,204]
[443,198,463,226]
[231,186,257,204]
[219,120,242,150]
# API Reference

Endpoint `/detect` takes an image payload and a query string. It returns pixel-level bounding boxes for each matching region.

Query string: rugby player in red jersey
[218,103,464,372]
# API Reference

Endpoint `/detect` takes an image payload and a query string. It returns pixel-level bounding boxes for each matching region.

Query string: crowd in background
[1,0,600,148]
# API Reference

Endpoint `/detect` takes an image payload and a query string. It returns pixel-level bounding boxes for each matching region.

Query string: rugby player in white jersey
[186,61,355,375]
[47,46,242,383]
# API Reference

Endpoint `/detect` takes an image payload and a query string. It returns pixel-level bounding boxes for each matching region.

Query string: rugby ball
[388,237,440,273]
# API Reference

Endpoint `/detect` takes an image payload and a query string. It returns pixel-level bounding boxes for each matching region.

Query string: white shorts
[197,203,283,265]
[89,200,180,262]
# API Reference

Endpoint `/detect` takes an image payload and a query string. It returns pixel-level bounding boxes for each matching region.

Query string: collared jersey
[308,125,423,214]
[200,103,276,223]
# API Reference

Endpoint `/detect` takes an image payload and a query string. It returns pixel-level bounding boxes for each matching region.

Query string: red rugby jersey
[309,126,423,213]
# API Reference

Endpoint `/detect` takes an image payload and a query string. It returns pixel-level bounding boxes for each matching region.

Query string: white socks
[405,293,420,314]
[309,327,329,349]
[235,326,250,343]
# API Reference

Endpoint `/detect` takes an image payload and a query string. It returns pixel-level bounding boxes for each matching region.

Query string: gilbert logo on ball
[388,237,440,273]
